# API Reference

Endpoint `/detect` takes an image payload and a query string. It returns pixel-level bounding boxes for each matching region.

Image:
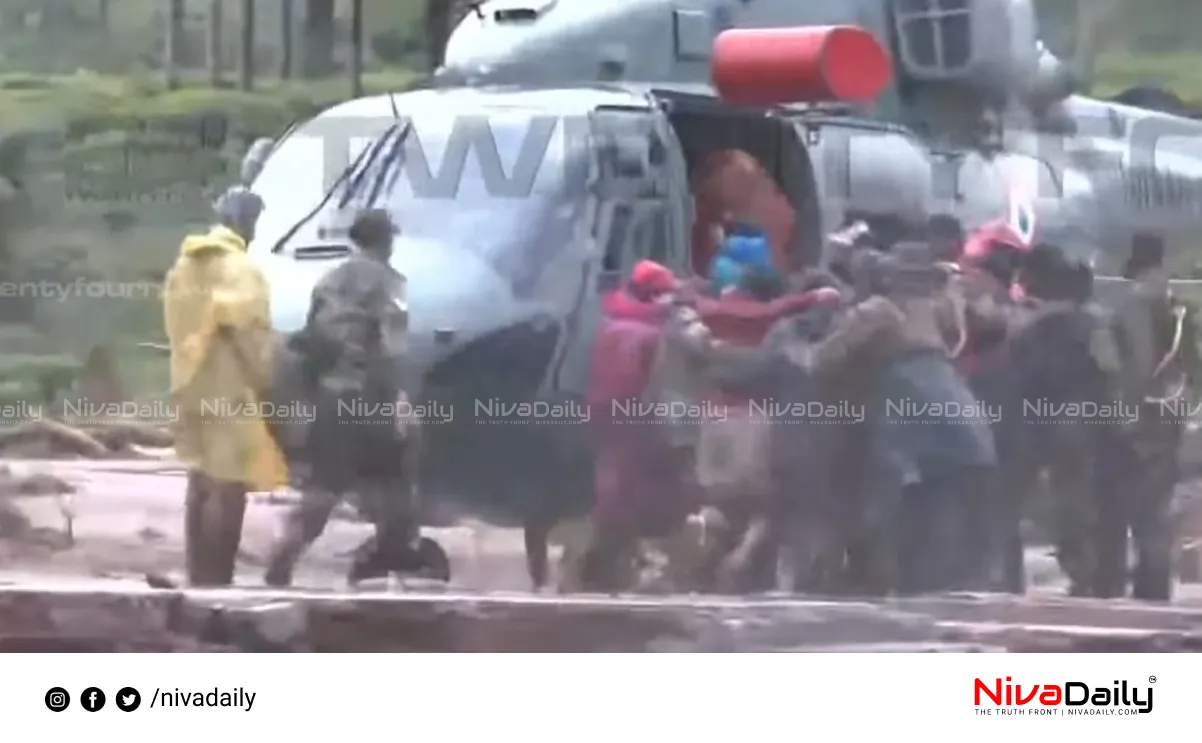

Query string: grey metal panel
[672,9,712,62]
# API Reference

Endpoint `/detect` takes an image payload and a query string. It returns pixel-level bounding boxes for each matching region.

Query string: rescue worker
[1101,232,1200,600]
[263,208,427,586]
[928,215,966,263]
[580,259,696,590]
[996,243,1119,595]
[676,263,840,591]
[164,186,285,587]
[803,221,904,592]
[695,268,842,592]
[954,220,1031,375]
[788,241,997,594]
[944,221,1035,592]
[757,272,850,592]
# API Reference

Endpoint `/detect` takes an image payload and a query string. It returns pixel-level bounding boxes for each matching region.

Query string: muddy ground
[0,459,535,590]
[0,457,1199,598]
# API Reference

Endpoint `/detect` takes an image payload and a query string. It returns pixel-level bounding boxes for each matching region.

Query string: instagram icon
[44,687,70,711]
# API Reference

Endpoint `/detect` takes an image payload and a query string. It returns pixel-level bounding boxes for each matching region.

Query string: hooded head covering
[709,224,777,294]
[629,259,678,298]
[960,219,1031,285]
[214,185,264,225]
[213,186,265,241]
[720,224,774,269]
[961,219,1028,262]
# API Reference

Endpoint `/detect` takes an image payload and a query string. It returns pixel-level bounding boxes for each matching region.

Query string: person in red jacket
[695,269,840,348]
[582,260,695,589]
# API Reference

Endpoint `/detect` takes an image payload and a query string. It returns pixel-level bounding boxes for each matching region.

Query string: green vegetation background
[0,0,1194,410]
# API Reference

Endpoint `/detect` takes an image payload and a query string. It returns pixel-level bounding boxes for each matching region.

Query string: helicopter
[436,0,1202,270]
[242,0,1202,587]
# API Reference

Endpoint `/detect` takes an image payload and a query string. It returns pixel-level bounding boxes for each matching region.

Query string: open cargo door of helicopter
[655,91,820,274]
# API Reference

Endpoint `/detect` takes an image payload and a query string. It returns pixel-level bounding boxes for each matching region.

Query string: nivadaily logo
[974,677,1154,715]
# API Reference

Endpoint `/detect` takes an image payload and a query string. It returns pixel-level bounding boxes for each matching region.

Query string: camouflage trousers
[263,465,421,586]
[994,423,1100,596]
[1091,413,1181,601]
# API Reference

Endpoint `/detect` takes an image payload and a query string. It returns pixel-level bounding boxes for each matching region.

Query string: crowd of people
[576,212,1199,601]
[160,180,1198,602]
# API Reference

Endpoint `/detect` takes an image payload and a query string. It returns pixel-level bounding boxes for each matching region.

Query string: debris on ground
[0,501,31,538]
[0,463,78,548]
[87,422,174,452]
[0,464,75,496]
[144,573,177,589]
[0,419,173,459]
[138,526,166,542]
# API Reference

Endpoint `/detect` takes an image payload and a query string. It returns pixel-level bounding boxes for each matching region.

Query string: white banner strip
[8,654,1186,739]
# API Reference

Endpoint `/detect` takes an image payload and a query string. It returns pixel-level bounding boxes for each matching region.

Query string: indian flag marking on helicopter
[1006,184,1037,247]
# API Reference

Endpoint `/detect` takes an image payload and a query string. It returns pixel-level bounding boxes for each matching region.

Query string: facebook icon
[80,687,106,712]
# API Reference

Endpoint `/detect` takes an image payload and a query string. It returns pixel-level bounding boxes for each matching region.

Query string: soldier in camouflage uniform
[264,209,434,586]
[789,242,997,594]
[997,245,1120,596]
[1099,233,1200,600]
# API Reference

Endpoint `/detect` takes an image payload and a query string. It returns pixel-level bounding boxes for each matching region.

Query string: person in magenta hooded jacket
[582,261,697,588]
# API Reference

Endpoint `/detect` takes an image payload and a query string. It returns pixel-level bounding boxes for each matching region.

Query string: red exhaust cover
[711,25,892,107]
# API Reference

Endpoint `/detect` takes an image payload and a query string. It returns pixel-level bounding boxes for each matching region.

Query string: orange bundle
[690,150,795,274]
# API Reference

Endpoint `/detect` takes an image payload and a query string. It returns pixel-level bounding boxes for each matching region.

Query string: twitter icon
[115,687,141,711]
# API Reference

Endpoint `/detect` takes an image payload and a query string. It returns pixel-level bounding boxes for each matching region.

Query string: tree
[163,0,185,89]
[280,0,294,79]
[350,0,363,96]
[303,0,334,78]
[424,0,453,73]
[206,0,223,86]
[238,0,253,90]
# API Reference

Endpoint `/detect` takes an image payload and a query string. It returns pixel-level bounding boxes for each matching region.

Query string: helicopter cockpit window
[367,108,588,296]
[248,115,397,253]
[891,0,972,74]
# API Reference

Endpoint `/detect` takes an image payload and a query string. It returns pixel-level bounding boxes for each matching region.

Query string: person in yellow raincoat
[163,186,286,586]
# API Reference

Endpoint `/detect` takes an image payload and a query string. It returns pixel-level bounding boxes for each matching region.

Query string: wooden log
[0,419,109,459]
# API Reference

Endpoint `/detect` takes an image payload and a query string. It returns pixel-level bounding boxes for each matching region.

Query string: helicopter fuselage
[247,80,1147,523]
